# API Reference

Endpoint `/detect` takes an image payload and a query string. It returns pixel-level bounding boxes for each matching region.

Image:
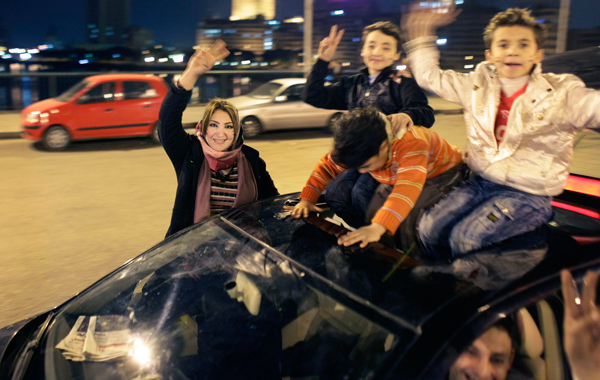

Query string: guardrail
[0,70,305,111]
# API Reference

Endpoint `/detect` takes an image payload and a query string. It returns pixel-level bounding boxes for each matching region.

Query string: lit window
[352,38,360,42]
[436,38,447,45]
[330,10,345,16]
[264,30,273,34]
[535,18,546,23]
[464,55,473,60]
[79,59,89,64]
[464,64,474,69]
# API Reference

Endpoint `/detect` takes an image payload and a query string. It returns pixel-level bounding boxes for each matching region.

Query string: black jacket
[159,83,279,237]
[302,59,435,128]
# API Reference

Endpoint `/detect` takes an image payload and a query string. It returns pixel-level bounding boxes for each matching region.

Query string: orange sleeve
[300,152,347,203]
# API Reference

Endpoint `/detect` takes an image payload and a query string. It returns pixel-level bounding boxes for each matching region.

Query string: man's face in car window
[449,327,515,380]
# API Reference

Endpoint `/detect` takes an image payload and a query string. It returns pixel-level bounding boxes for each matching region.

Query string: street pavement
[1,101,599,328]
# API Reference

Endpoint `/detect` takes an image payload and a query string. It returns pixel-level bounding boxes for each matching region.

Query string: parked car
[20,74,168,151]
[227,78,345,138]
[0,172,599,379]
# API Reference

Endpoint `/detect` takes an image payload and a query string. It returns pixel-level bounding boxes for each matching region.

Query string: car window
[37,217,401,380]
[79,82,116,104]
[247,82,282,98]
[123,81,158,100]
[280,84,304,101]
[55,80,90,102]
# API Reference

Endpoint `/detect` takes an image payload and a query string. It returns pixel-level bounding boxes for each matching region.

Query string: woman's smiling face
[204,109,235,151]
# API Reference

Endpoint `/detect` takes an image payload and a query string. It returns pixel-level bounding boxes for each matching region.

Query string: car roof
[217,191,600,336]
[268,78,307,86]
[84,74,164,83]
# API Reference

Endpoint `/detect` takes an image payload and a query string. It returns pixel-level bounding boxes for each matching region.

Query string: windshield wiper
[11,311,55,380]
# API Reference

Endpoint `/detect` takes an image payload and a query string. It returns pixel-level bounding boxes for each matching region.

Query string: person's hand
[178,39,230,90]
[290,199,324,219]
[318,25,345,62]
[337,223,387,248]
[401,1,461,42]
[561,269,600,380]
[388,113,414,136]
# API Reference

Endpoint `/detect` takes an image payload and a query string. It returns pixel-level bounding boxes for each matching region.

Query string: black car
[0,174,599,380]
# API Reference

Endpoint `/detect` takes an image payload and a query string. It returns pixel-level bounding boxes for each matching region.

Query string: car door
[263,84,324,129]
[72,81,119,139]
[112,80,162,137]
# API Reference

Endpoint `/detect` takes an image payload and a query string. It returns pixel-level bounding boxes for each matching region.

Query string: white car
[229,78,344,137]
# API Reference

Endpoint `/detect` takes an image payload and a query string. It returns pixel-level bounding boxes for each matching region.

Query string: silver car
[230,78,345,138]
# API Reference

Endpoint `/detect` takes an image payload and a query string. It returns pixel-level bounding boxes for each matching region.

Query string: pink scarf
[197,132,241,172]
[193,134,258,223]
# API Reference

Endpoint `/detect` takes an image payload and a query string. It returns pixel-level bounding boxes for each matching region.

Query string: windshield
[29,214,402,380]
[246,82,282,98]
[55,80,90,102]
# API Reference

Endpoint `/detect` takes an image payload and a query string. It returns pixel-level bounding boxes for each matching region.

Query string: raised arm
[401,2,471,105]
[565,82,600,131]
[159,40,230,172]
[302,25,350,110]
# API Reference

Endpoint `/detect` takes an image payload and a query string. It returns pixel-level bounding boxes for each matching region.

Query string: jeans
[324,169,380,228]
[417,176,553,259]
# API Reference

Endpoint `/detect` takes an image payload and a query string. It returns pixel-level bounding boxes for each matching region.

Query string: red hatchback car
[21,74,168,150]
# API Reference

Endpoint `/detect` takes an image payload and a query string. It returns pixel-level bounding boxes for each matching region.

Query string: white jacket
[405,37,600,196]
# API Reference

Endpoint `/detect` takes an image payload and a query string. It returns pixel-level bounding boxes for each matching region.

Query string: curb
[0,132,21,140]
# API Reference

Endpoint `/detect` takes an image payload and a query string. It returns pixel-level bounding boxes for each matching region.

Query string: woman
[159,39,278,237]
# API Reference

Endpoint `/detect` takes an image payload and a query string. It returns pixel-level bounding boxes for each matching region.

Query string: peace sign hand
[318,25,345,62]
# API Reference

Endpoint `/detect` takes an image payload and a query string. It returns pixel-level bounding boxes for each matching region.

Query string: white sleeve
[564,77,600,130]
[404,36,473,107]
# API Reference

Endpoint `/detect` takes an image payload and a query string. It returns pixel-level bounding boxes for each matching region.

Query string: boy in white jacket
[402,6,600,257]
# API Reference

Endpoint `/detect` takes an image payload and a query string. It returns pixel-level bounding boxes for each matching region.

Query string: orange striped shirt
[300,126,463,234]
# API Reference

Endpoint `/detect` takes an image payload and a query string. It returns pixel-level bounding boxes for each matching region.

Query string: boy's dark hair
[489,315,521,351]
[484,8,546,49]
[362,21,402,52]
[331,107,387,168]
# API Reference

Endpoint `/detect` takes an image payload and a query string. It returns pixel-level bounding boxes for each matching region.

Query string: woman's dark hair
[331,107,387,168]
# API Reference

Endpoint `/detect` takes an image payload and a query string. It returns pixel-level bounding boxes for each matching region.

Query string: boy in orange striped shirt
[292,107,466,249]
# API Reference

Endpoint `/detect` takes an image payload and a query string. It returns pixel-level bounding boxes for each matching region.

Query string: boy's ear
[485,49,492,62]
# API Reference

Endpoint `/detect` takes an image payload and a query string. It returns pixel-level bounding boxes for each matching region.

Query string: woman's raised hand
[179,39,231,90]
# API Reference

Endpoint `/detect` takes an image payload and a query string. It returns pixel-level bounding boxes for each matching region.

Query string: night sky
[2,0,599,48]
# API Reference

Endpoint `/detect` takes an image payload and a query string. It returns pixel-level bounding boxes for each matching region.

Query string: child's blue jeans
[323,169,379,228]
[417,176,553,259]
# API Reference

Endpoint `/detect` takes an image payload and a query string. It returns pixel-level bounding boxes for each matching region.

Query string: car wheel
[150,122,161,145]
[325,112,343,134]
[242,116,262,138]
[42,125,71,151]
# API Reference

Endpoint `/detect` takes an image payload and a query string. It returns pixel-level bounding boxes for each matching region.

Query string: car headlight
[26,112,40,123]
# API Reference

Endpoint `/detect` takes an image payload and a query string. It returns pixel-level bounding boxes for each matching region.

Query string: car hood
[226,95,272,110]
[21,98,65,114]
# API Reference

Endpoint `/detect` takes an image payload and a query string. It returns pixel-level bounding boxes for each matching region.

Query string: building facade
[86,0,131,45]
[231,0,275,21]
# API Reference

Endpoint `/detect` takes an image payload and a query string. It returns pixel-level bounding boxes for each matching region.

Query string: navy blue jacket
[302,59,435,128]
[159,83,278,237]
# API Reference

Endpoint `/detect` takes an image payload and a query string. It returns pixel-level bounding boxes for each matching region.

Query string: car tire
[150,122,161,145]
[42,125,71,151]
[325,112,343,134]
[242,116,262,138]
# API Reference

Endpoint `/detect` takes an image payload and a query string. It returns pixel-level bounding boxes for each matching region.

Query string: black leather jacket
[302,59,435,128]
[159,83,279,237]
